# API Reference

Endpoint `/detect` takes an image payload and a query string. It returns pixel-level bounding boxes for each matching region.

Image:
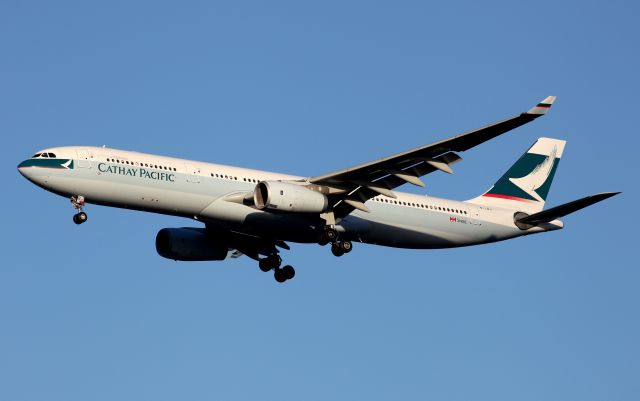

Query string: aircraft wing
[308,96,556,220]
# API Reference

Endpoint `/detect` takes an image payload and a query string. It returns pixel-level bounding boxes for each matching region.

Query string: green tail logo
[483,138,565,203]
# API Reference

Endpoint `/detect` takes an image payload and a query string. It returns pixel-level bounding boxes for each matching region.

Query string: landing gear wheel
[258,259,271,272]
[73,212,88,225]
[324,228,338,242]
[274,268,287,283]
[282,265,295,280]
[274,265,295,283]
[331,243,344,257]
[339,240,352,253]
[259,254,281,272]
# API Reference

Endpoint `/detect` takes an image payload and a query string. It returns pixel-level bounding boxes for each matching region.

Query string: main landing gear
[321,227,353,257]
[71,195,88,225]
[258,253,296,283]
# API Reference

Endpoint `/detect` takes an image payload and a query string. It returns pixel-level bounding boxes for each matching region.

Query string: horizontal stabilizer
[516,192,620,225]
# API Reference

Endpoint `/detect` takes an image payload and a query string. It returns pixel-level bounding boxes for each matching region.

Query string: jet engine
[253,181,328,213]
[155,227,229,261]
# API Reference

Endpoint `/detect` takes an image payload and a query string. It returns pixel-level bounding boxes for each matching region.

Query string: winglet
[527,96,556,115]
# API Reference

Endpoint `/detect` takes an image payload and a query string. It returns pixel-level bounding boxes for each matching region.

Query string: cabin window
[32,153,41,158]
[48,153,56,158]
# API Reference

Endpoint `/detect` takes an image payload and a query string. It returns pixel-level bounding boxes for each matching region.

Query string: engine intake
[155,228,229,261]
[254,181,328,213]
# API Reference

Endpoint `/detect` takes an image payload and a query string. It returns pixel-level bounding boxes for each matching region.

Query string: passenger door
[186,164,201,183]
[76,149,93,168]
[469,205,482,226]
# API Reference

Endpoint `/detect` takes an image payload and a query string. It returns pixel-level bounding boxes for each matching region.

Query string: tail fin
[467,137,566,213]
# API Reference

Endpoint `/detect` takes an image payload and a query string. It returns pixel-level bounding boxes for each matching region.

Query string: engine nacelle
[253,181,328,213]
[155,228,229,261]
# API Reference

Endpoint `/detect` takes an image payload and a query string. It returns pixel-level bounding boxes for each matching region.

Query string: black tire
[260,255,281,272]
[73,214,81,225]
[77,212,88,224]
[340,240,352,253]
[282,265,295,280]
[325,228,338,241]
[331,243,344,257]
[258,259,271,272]
[274,268,287,283]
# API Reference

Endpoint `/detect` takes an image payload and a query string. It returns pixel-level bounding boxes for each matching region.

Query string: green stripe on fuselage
[18,159,74,169]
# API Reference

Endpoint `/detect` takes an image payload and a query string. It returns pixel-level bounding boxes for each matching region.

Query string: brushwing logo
[508,146,557,202]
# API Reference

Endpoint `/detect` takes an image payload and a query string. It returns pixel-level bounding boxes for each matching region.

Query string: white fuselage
[18,146,563,249]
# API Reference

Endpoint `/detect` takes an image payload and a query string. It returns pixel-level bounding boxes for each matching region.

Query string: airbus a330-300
[18,96,619,283]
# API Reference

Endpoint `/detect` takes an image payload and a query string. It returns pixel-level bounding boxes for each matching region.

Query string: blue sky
[2,1,638,400]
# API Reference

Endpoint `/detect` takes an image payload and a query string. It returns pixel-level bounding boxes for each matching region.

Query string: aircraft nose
[17,159,37,181]
[17,159,30,176]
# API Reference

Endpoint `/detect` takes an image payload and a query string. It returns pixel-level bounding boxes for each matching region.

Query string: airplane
[17,96,619,283]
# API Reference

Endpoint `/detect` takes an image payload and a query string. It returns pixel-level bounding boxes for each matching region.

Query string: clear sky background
[2,1,638,400]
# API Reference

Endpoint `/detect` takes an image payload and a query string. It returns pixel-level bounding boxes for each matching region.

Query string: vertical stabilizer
[466,137,566,213]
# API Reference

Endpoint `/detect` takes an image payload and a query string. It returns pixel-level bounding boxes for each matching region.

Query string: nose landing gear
[71,195,88,225]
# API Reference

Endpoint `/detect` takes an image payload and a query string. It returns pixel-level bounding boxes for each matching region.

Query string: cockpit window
[31,152,57,158]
